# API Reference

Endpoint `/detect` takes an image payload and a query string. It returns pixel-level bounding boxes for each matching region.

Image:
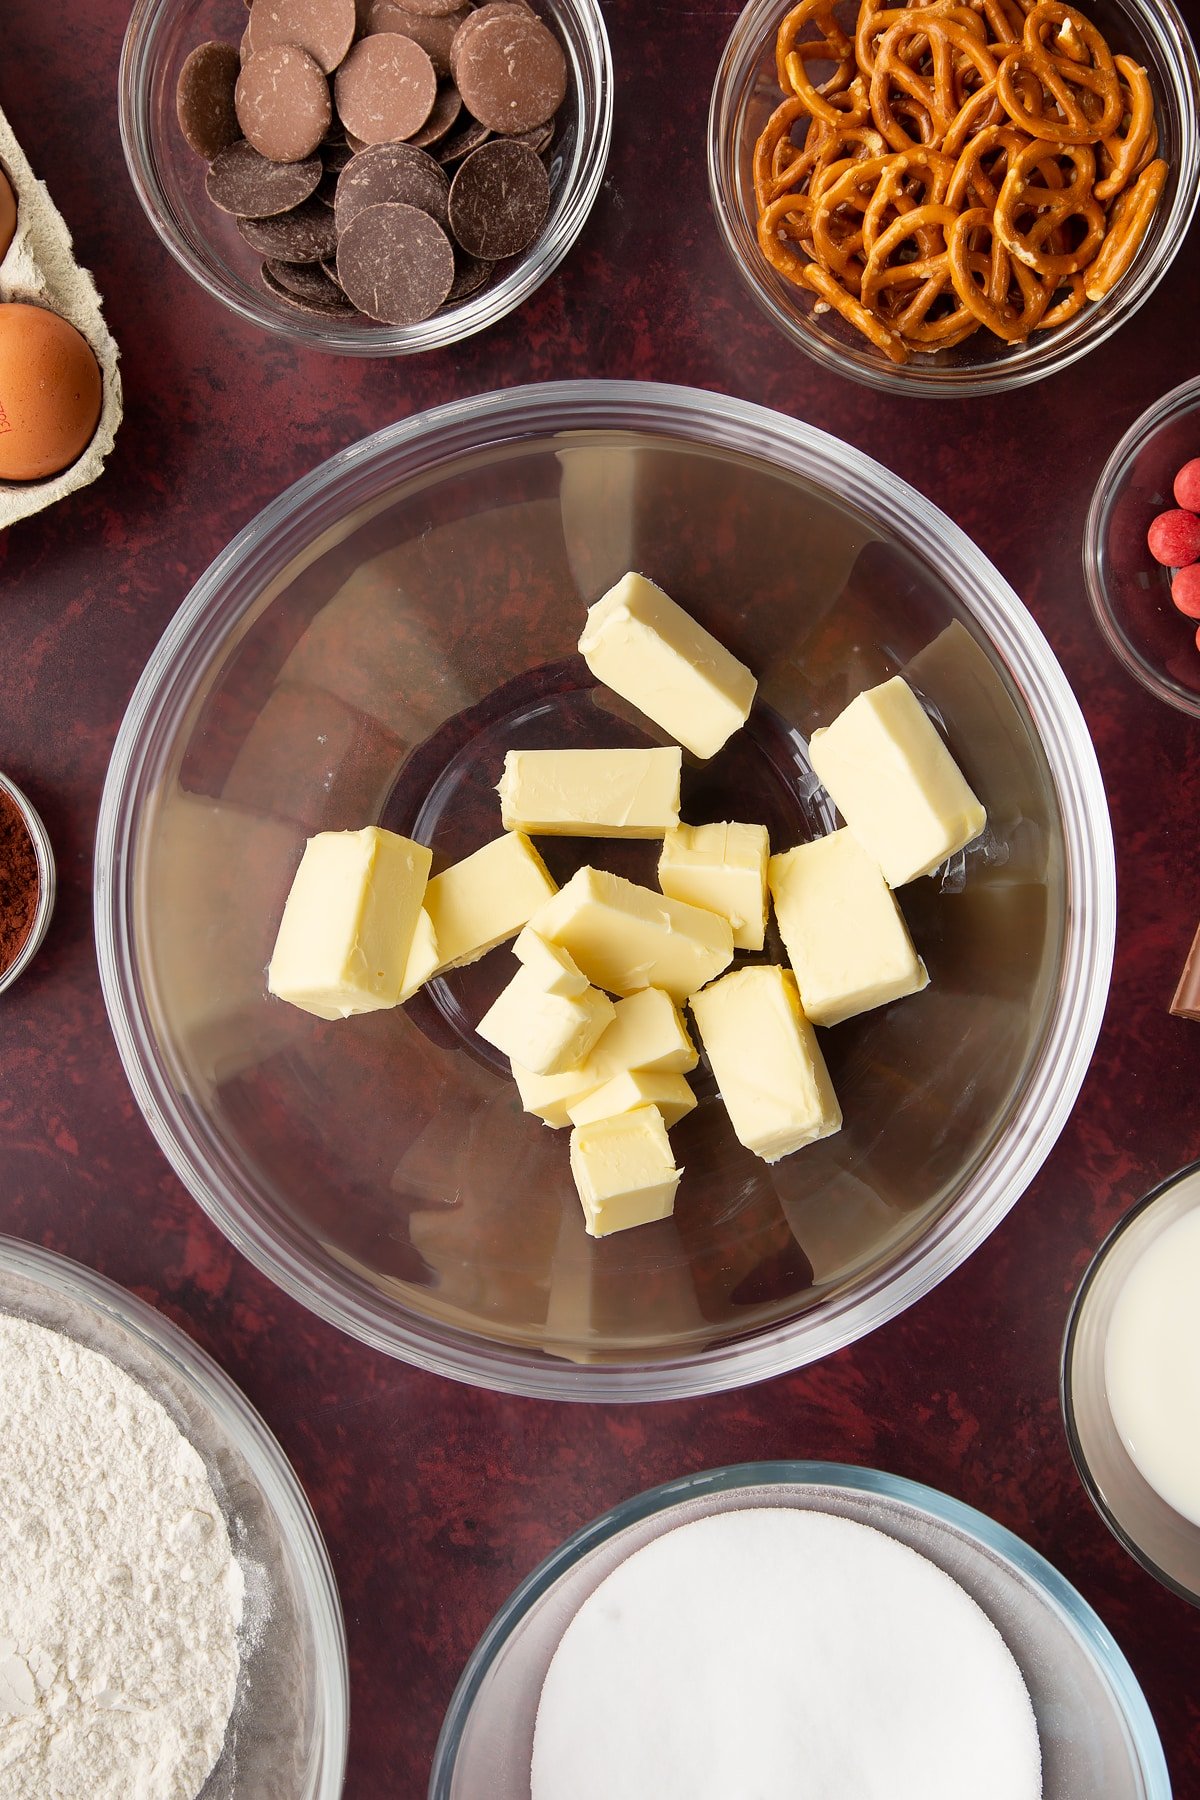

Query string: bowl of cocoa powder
[0,772,55,994]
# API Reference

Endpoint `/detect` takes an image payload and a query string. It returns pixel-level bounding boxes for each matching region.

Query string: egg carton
[0,103,122,530]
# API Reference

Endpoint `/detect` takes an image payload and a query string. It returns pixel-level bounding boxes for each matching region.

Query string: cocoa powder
[0,785,39,974]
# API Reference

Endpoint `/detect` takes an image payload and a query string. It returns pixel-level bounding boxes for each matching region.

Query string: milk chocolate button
[386,0,466,15]
[236,45,332,162]
[238,195,340,261]
[177,43,242,160]
[334,140,451,232]
[448,137,549,257]
[453,13,566,132]
[448,3,534,87]
[433,115,490,165]
[408,83,463,148]
[334,34,437,145]
[336,200,455,321]
[206,140,324,215]
[246,0,356,73]
[367,1,472,78]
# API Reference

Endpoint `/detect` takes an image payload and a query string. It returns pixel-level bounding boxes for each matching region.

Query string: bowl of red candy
[1085,375,1200,715]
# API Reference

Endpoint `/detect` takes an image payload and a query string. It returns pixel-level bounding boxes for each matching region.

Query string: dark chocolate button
[238,195,340,260]
[265,256,355,303]
[206,140,324,215]
[407,83,463,148]
[367,1,472,78]
[433,114,490,164]
[177,42,242,160]
[262,261,360,313]
[447,137,549,258]
[453,13,565,133]
[334,34,438,144]
[236,46,332,163]
[334,140,451,232]
[335,200,455,322]
[443,250,495,304]
[245,0,357,74]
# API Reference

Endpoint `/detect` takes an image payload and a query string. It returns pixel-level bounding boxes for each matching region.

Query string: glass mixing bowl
[119,0,612,354]
[95,381,1114,1399]
[431,1462,1169,1800]
[0,1235,348,1800]
[707,0,1200,396]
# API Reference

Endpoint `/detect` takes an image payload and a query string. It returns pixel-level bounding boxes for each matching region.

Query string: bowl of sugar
[430,1461,1169,1799]
[1062,1159,1200,1607]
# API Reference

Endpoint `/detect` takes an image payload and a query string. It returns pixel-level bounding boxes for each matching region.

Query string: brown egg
[0,166,15,261]
[0,303,103,482]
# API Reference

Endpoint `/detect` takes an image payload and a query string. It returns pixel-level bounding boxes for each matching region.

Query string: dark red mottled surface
[3,2,1200,1794]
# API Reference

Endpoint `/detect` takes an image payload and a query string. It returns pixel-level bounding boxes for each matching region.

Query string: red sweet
[1174,458,1200,513]
[1147,508,1200,568]
[1172,562,1200,619]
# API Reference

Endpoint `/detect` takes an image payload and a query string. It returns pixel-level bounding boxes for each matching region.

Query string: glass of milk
[1062,1160,1200,1607]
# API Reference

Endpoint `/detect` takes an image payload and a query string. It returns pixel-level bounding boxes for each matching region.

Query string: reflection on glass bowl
[430,1462,1169,1800]
[96,382,1114,1400]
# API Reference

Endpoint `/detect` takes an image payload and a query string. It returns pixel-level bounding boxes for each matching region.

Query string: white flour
[0,1315,243,1800]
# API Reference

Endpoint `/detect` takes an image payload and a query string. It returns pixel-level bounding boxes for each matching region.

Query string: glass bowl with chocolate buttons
[120,0,611,353]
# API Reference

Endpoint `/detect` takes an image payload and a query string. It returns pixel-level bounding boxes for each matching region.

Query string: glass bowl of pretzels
[708,0,1200,393]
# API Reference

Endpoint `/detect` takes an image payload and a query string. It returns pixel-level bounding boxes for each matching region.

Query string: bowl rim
[706,0,1200,397]
[1060,1153,1200,1609]
[94,378,1117,1402]
[0,770,56,996]
[117,0,613,357]
[1082,374,1200,718]
[428,1458,1170,1799]
[0,1231,350,1798]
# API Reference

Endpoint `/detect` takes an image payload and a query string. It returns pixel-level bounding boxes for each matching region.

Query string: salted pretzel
[751,0,1166,364]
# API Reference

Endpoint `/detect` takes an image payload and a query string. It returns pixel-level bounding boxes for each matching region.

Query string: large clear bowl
[95,381,1114,1400]
[707,0,1200,396]
[430,1461,1169,1799]
[0,1235,348,1799]
[119,0,612,355]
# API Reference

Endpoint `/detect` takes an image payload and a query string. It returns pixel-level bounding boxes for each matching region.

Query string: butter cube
[511,1058,600,1128]
[529,866,734,1002]
[578,572,758,760]
[423,831,557,971]
[567,1068,696,1129]
[808,676,986,887]
[477,964,615,1075]
[768,829,929,1027]
[399,907,440,1002]
[658,820,769,951]
[497,747,682,838]
[568,1105,682,1237]
[510,988,697,1128]
[512,928,589,996]
[690,966,842,1161]
[268,826,431,1020]
[589,986,698,1076]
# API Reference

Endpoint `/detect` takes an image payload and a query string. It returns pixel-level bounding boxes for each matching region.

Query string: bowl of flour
[431,1461,1169,1800]
[0,1236,347,1800]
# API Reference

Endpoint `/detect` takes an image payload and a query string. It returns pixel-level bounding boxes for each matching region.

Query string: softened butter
[568,1105,682,1237]
[659,820,769,951]
[529,866,734,1002]
[498,747,682,838]
[690,965,842,1161]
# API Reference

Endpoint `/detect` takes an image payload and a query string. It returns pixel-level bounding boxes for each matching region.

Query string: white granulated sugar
[0,1315,243,1800]
[531,1507,1042,1800]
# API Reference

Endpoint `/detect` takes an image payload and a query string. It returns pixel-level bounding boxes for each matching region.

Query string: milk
[1104,1206,1200,1527]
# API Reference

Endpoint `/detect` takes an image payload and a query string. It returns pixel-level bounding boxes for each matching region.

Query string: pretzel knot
[995,139,1107,276]
[995,1,1123,142]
